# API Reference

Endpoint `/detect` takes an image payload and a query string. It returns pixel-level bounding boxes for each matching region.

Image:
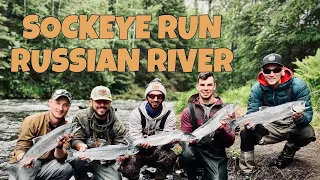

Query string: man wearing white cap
[70,86,127,180]
[119,78,177,180]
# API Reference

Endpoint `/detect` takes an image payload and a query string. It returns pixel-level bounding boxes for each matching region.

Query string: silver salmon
[8,123,80,179]
[132,130,197,147]
[191,104,238,140]
[66,137,139,162]
[228,100,307,132]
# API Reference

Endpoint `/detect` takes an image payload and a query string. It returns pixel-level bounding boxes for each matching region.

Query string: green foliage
[219,84,252,107]
[1,0,320,101]
[174,89,197,114]
[293,48,320,111]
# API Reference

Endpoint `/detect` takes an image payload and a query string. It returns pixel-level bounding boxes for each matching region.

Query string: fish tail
[228,120,236,133]
[5,163,19,180]
[65,148,76,162]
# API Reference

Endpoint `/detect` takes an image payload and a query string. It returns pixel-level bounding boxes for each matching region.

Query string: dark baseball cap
[262,53,283,68]
[51,89,72,103]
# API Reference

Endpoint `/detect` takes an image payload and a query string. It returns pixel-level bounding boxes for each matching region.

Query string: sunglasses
[148,94,163,99]
[52,89,72,99]
[263,67,282,74]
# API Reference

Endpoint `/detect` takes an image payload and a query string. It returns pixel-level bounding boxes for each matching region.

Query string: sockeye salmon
[228,100,307,132]
[66,137,139,162]
[191,103,238,140]
[132,130,197,147]
[9,122,80,179]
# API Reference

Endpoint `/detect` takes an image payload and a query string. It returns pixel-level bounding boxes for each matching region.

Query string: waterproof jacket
[248,67,313,127]
[129,101,176,140]
[180,96,235,155]
[71,106,127,149]
[9,111,68,163]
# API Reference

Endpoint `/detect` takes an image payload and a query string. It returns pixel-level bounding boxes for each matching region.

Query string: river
[0,99,175,179]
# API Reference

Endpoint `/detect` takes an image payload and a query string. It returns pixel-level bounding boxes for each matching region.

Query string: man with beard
[179,72,235,180]
[118,78,177,180]
[9,89,74,180]
[70,86,127,180]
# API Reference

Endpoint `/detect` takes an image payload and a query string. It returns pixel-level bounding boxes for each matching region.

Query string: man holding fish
[119,78,178,180]
[70,86,127,180]
[179,72,236,180]
[9,89,74,180]
[239,53,316,176]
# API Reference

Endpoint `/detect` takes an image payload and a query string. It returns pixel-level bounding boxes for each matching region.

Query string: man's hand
[16,152,34,168]
[244,121,255,131]
[139,142,152,149]
[292,113,303,121]
[219,120,227,129]
[76,143,88,152]
[117,155,129,162]
[16,152,25,162]
[189,139,198,144]
[75,143,88,160]
[171,139,180,144]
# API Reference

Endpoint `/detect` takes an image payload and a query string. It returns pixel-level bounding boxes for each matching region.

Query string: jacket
[180,96,235,155]
[9,111,68,163]
[248,67,313,127]
[71,106,127,149]
[129,101,176,140]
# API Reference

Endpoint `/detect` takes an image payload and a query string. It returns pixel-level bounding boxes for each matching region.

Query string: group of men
[9,53,316,180]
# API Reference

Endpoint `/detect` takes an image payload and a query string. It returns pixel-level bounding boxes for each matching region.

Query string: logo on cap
[152,84,159,90]
[99,89,107,96]
[268,55,276,61]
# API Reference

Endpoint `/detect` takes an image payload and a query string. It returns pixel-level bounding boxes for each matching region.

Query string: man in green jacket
[70,86,127,180]
[239,53,316,175]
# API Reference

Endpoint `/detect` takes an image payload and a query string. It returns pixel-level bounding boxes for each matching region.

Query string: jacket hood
[139,101,171,121]
[257,67,293,87]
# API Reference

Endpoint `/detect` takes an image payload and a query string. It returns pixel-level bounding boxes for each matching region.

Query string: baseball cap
[262,53,283,68]
[90,86,112,101]
[51,89,72,103]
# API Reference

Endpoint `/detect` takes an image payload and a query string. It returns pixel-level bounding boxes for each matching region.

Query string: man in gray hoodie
[119,78,177,180]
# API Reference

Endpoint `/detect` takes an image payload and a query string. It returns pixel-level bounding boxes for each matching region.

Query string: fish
[228,100,307,132]
[17,122,79,168]
[132,130,197,147]
[65,137,139,162]
[191,103,239,140]
[9,122,80,179]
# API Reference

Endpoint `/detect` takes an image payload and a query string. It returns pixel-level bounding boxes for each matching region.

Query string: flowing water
[0,99,175,179]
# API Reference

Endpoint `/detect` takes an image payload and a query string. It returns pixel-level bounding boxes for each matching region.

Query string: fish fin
[72,127,81,134]
[4,163,19,180]
[258,106,269,111]
[32,136,43,144]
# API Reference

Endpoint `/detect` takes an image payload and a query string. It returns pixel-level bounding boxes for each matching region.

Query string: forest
[0,0,319,110]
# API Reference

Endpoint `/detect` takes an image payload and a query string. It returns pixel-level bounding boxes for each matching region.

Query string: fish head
[64,123,80,135]
[292,101,307,113]
[181,132,197,141]
[225,103,239,116]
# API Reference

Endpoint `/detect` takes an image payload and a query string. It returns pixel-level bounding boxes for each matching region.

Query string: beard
[94,107,109,118]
